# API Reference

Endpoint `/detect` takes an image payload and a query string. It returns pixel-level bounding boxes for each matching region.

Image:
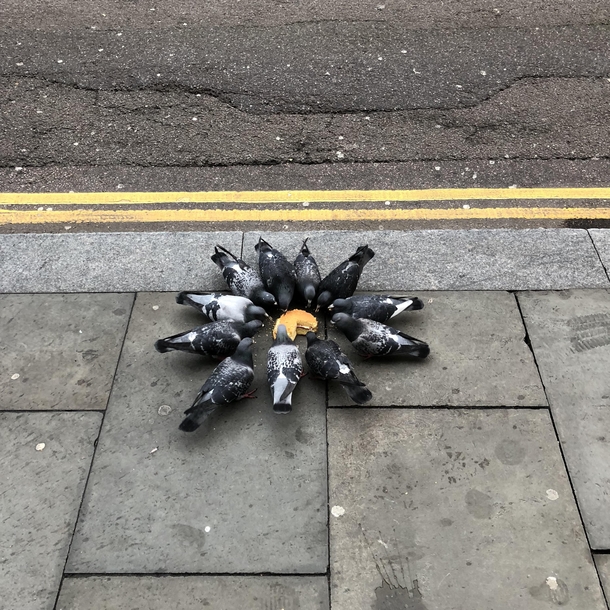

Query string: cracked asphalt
[1,1,610,230]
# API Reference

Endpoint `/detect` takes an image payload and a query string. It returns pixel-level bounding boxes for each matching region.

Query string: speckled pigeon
[255,237,297,311]
[211,245,276,309]
[266,324,303,414]
[179,337,256,432]
[328,295,423,323]
[175,292,269,323]
[305,332,372,404]
[294,238,321,308]
[316,245,375,310]
[154,320,262,358]
[330,313,430,359]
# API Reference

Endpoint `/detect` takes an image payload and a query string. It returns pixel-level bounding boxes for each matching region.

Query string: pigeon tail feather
[351,245,375,269]
[178,415,201,432]
[273,402,292,414]
[410,297,425,311]
[341,382,372,405]
[154,339,171,353]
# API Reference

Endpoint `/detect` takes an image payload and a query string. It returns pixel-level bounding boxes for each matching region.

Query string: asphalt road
[1,1,609,231]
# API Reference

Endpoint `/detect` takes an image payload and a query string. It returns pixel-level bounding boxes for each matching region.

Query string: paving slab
[324,291,546,407]
[518,290,610,549]
[67,292,327,573]
[242,230,609,291]
[594,555,610,600]
[328,409,605,610]
[0,412,102,610]
[0,232,242,293]
[0,293,133,410]
[57,575,329,609]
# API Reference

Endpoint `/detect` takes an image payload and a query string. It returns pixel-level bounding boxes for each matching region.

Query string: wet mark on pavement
[529,576,570,605]
[465,489,495,519]
[495,439,525,465]
[361,526,428,610]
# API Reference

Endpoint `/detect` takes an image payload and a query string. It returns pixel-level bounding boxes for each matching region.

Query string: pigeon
[211,245,276,309]
[328,295,424,323]
[330,313,430,359]
[316,245,375,311]
[294,238,321,308]
[179,337,256,432]
[305,332,372,404]
[266,324,303,414]
[154,320,262,358]
[175,292,269,323]
[255,237,297,311]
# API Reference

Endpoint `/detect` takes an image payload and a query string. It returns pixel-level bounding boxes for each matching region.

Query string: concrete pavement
[2,229,610,609]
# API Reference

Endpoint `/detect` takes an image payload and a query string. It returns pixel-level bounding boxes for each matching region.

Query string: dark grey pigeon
[255,237,297,311]
[294,238,321,308]
[330,313,430,359]
[176,292,269,323]
[328,295,424,323]
[316,245,375,311]
[266,324,303,414]
[305,332,372,404]
[154,320,262,358]
[211,245,276,309]
[179,337,255,432]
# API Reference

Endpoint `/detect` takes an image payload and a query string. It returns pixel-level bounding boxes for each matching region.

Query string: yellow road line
[2,207,610,224]
[2,187,610,206]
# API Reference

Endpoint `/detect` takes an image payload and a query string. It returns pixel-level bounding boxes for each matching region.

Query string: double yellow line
[1,187,610,224]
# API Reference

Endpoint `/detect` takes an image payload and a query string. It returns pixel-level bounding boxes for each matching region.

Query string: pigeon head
[316,290,333,310]
[243,320,263,336]
[330,313,362,342]
[330,312,352,327]
[245,304,270,322]
[276,288,294,312]
[303,285,316,306]
[274,324,292,345]
[328,298,352,315]
[232,337,255,366]
[305,331,319,346]
[253,289,277,309]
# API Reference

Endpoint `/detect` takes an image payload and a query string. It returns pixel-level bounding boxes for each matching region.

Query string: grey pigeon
[316,245,375,310]
[176,292,269,323]
[211,245,276,309]
[294,238,321,308]
[154,320,262,358]
[330,313,430,359]
[266,324,303,413]
[305,331,372,404]
[179,337,255,432]
[328,295,424,323]
[255,237,297,311]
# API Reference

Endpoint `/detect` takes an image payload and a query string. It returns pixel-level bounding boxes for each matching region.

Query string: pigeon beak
[327,304,334,310]
[315,306,320,313]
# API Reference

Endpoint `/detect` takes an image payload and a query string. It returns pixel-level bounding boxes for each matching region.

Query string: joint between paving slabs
[587,230,610,284]
[62,571,330,578]
[52,292,137,610]
[514,291,610,608]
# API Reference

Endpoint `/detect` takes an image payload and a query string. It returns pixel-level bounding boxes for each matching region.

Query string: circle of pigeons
[154,238,430,433]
